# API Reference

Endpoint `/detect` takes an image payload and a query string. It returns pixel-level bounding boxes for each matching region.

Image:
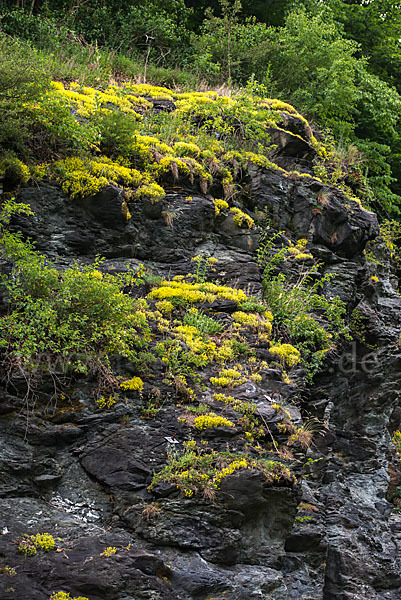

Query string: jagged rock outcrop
[1,138,401,600]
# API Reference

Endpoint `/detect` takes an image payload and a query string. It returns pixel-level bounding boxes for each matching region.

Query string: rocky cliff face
[1,94,401,600]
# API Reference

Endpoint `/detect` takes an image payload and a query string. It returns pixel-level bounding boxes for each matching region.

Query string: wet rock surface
[1,158,401,600]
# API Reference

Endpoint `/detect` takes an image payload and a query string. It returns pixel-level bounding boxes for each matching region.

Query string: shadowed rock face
[1,151,401,600]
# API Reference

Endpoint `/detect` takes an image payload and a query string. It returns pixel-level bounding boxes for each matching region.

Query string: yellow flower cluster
[125,82,174,100]
[31,533,55,552]
[213,459,248,487]
[214,340,236,363]
[174,324,215,351]
[157,155,191,177]
[212,393,256,416]
[193,412,235,430]
[19,532,56,556]
[232,310,272,335]
[213,198,229,215]
[183,439,197,449]
[173,141,201,158]
[210,368,246,388]
[224,150,285,173]
[269,343,301,367]
[135,180,165,203]
[101,546,117,557]
[392,430,401,453]
[130,133,172,164]
[96,395,117,410]
[49,156,141,199]
[50,593,89,600]
[286,239,313,260]
[156,300,174,314]
[50,81,143,117]
[0,566,16,576]
[266,99,299,114]
[90,269,103,280]
[294,252,314,260]
[230,207,255,229]
[120,377,144,392]
[249,373,262,384]
[148,279,247,305]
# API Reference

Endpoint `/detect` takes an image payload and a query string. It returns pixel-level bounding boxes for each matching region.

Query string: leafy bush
[5,1,192,66]
[192,2,271,86]
[183,309,223,335]
[0,201,150,394]
[29,92,101,156]
[0,156,30,191]
[350,140,401,218]
[259,238,349,379]
[95,109,137,156]
[0,33,51,154]
[264,9,360,136]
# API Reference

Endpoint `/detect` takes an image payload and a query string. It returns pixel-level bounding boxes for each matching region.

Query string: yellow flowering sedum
[269,343,301,367]
[19,532,56,556]
[148,279,247,305]
[194,412,235,430]
[210,368,246,388]
[173,141,201,158]
[101,546,117,557]
[294,252,314,260]
[50,81,143,117]
[31,533,55,551]
[213,459,248,486]
[120,377,144,392]
[48,156,143,199]
[213,198,229,215]
[96,395,117,410]
[232,311,272,335]
[50,593,89,600]
[156,300,174,314]
[230,207,255,229]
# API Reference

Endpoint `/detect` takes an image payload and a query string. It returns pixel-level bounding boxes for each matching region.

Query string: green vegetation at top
[0,49,365,217]
[1,0,401,218]
[1,41,357,211]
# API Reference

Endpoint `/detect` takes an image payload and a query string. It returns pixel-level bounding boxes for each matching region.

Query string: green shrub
[239,297,267,313]
[183,309,223,336]
[0,156,30,191]
[0,201,150,393]
[191,1,270,85]
[263,9,360,135]
[259,238,349,379]
[0,32,51,154]
[95,109,137,156]
[29,92,100,155]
